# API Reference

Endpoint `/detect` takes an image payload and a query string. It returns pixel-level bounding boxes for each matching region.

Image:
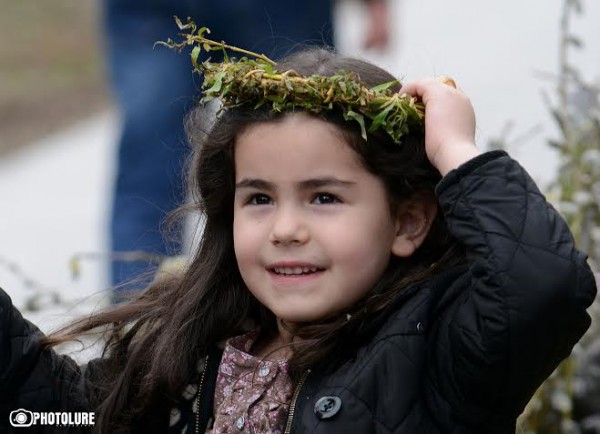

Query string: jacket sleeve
[427,151,597,428]
[0,287,104,432]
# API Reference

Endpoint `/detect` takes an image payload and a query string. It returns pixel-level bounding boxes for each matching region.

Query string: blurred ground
[0,0,109,156]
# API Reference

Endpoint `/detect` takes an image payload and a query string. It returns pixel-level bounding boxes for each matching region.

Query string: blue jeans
[103,0,334,297]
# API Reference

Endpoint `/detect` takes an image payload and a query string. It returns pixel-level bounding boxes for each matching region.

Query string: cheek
[233,216,263,269]
[233,218,250,266]
[327,218,393,269]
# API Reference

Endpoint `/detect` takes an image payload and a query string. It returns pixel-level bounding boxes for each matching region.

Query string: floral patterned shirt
[207,329,293,433]
[168,329,293,434]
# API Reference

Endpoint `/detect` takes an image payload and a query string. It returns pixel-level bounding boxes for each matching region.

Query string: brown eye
[313,193,340,204]
[248,194,272,205]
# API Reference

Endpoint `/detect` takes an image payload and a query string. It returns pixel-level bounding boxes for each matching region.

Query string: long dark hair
[41,48,465,433]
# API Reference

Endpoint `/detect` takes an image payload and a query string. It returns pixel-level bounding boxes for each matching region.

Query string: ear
[391,195,438,258]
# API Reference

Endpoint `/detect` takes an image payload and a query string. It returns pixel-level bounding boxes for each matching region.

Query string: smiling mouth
[268,266,325,276]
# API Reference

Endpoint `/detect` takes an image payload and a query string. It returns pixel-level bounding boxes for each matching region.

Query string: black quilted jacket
[1,151,597,433]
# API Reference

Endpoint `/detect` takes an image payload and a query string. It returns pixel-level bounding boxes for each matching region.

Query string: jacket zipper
[283,369,311,434]
[194,355,209,434]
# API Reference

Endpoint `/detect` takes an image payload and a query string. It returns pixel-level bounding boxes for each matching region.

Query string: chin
[276,308,335,325]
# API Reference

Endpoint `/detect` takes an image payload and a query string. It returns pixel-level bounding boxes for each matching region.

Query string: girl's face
[233,113,405,323]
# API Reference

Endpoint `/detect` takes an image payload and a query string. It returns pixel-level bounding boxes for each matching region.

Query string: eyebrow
[235,177,356,191]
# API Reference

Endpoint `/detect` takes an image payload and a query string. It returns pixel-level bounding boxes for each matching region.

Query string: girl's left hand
[400,78,481,176]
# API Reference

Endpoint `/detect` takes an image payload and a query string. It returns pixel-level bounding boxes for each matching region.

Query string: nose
[269,205,309,246]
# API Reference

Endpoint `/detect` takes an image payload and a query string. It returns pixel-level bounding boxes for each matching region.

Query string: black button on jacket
[1,151,597,433]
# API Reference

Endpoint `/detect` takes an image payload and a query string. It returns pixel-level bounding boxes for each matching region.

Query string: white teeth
[272,266,320,275]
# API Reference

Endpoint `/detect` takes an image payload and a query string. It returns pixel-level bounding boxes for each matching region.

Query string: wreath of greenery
[162,17,424,142]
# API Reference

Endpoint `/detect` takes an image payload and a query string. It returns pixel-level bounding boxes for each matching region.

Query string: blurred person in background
[104,0,390,302]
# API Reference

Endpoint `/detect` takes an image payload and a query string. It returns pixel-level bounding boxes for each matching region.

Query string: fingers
[399,77,460,104]
[397,75,477,175]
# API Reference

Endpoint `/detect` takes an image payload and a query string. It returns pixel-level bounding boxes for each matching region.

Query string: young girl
[1,48,596,434]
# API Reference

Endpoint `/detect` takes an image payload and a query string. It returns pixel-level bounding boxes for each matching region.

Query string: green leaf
[207,72,225,94]
[344,110,367,140]
[370,80,399,93]
[197,26,211,37]
[191,46,201,70]
[368,102,396,132]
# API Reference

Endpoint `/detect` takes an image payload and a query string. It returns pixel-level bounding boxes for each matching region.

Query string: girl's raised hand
[400,78,481,176]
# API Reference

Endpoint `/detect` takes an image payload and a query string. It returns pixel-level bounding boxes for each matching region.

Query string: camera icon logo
[9,409,34,427]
